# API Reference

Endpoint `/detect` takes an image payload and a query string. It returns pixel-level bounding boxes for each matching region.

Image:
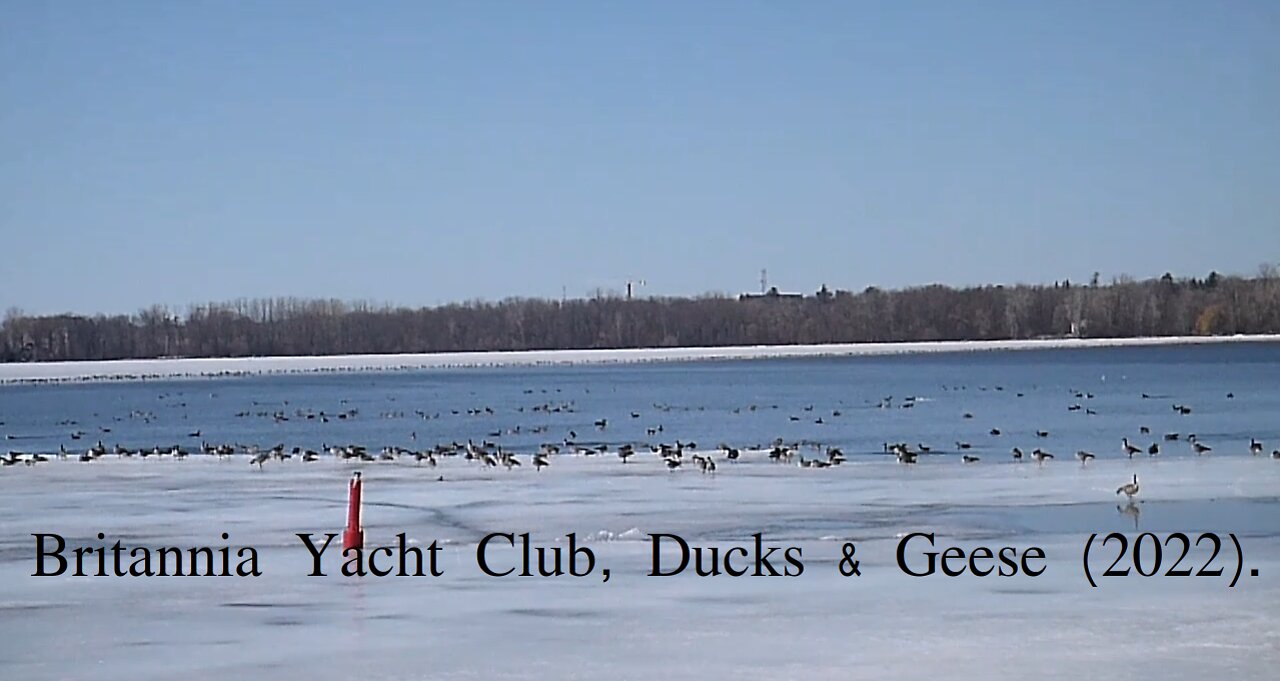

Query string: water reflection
[1116,501,1141,530]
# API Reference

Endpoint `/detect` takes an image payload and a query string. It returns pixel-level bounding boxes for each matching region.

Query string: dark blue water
[3,343,1278,462]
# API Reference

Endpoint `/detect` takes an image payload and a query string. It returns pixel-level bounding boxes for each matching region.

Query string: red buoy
[343,471,364,553]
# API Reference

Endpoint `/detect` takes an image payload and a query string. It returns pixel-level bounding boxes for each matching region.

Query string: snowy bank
[2,334,1278,384]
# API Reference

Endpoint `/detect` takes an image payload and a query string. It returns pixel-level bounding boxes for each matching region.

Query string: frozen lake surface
[2,344,1279,679]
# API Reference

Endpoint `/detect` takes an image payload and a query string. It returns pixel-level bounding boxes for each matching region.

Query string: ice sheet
[1,454,1277,681]
[3,334,1279,383]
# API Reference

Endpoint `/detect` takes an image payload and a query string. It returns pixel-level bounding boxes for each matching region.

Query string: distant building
[739,286,803,301]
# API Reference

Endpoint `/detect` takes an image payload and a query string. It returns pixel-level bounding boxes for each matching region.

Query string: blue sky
[2,1,1277,315]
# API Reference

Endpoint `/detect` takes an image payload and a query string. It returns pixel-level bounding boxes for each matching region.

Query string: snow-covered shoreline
[2,334,1278,384]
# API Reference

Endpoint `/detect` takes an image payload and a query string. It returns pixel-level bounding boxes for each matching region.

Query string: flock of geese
[3,386,1278,508]
[3,429,1277,506]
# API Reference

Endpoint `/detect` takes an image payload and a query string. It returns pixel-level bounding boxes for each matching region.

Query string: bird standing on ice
[1116,474,1140,500]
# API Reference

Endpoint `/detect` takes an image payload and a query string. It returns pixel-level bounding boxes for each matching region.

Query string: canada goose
[1116,475,1140,499]
[665,458,682,471]
[1249,438,1263,455]
[533,454,549,471]
[1193,442,1212,455]
[1075,450,1096,463]
[1122,438,1142,458]
[1272,450,1280,459]
[989,428,1001,436]
[249,451,270,469]
[1036,430,1050,438]
[962,454,980,463]
[726,448,740,461]
[1139,426,1150,434]
[1148,443,1159,456]
[956,441,972,450]
[1164,433,1179,441]
[1011,447,1024,461]
[1031,448,1053,463]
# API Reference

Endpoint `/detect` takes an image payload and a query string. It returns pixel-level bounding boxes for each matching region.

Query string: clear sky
[1,1,1277,315]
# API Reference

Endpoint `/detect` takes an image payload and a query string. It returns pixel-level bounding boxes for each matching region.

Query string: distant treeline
[3,269,1279,363]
